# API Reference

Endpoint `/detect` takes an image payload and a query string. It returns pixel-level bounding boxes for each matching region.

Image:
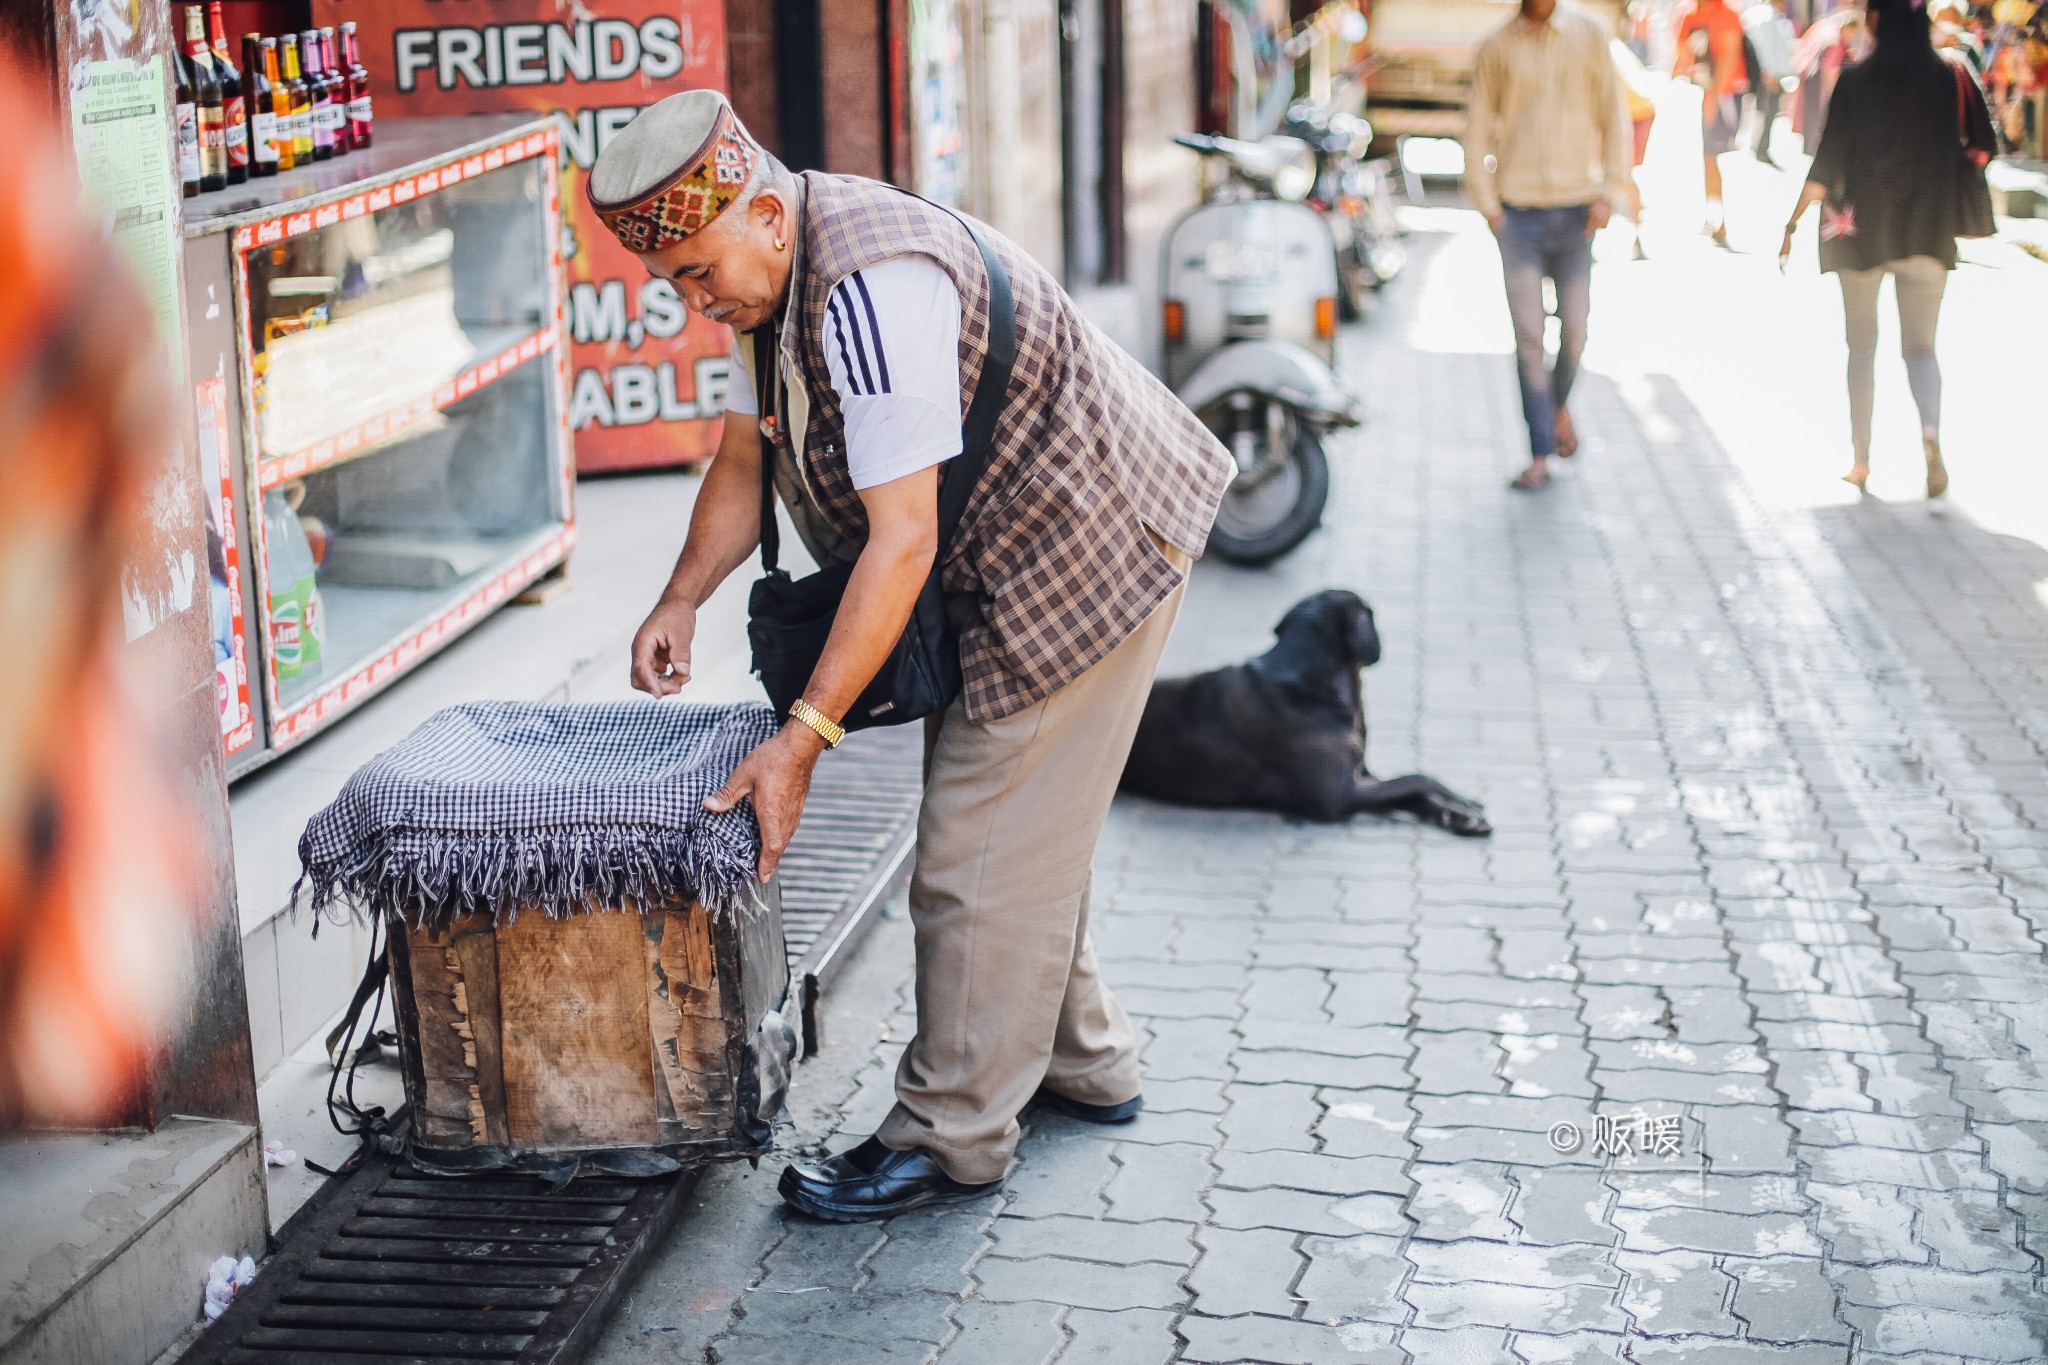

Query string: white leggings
[1838,255,1948,462]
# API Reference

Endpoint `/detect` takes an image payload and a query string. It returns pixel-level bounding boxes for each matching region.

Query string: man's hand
[630,594,697,697]
[703,723,825,881]
[1486,210,1506,235]
[1586,201,1612,237]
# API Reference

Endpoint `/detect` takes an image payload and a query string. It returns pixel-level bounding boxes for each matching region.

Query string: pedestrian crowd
[1468,0,1997,500]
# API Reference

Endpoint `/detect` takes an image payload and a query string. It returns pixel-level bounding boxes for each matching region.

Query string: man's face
[640,190,794,334]
[1522,0,1558,22]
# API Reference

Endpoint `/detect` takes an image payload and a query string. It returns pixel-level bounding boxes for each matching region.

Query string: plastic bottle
[263,487,326,682]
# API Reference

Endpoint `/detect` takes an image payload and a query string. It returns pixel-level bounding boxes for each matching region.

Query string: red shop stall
[312,0,737,474]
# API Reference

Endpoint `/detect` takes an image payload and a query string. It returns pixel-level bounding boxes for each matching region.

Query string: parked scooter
[1165,131,1364,566]
[1283,100,1406,318]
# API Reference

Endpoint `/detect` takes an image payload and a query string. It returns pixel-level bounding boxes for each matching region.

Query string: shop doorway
[772,0,827,172]
[1059,0,1126,288]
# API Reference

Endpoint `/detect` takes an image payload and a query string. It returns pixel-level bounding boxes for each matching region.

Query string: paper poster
[70,56,186,388]
[318,0,735,474]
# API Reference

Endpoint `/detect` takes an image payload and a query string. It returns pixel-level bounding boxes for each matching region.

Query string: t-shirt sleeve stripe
[825,292,865,395]
[836,275,880,395]
[849,270,893,394]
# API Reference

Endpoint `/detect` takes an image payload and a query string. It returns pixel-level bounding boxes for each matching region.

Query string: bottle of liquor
[341,22,373,151]
[175,42,200,197]
[206,2,247,184]
[280,34,313,166]
[318,28,349,158]
[300,31,334,161]
[260,38,293,172]
[183,6,225,192]
[242,33,277,176]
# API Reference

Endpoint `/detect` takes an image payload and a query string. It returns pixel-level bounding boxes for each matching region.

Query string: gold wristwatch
[787,698,845,749]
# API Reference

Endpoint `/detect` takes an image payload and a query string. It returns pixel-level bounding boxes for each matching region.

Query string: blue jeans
[1499,205,1593,457]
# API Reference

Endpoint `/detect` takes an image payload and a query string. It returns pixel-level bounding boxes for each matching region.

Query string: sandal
[1509,465,1550,491]
[1841,462,1869,491]
[1924,436,1948,499]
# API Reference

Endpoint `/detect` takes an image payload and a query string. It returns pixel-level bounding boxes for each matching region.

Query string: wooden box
[386,885,794,1164]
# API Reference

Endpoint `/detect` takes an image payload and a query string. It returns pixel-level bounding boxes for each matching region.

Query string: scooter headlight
[1272,146,1317,203]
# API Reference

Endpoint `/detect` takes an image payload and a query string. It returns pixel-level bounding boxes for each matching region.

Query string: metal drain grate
[776,724,923,1048]
[183,1152,699,1364]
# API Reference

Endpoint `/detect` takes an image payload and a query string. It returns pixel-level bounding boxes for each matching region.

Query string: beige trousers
[874,562,1188,1184]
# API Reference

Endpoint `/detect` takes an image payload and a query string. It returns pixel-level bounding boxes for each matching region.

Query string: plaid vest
[770,173,1232,723]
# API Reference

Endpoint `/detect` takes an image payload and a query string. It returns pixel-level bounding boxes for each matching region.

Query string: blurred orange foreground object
[0,50,202,1128]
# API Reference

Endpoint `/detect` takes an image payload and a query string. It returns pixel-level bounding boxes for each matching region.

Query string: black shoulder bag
[1950,57,1996,240]
[745,215,1017,732]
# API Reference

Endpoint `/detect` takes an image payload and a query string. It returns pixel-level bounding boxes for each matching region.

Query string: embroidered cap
[587,91,763,254]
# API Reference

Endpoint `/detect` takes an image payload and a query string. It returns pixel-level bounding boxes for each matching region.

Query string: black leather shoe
[1030,1086,1143,1124]
[778,1137,1001,1222]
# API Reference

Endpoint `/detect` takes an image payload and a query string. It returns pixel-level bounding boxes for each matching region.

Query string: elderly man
[588,91,1232,1221]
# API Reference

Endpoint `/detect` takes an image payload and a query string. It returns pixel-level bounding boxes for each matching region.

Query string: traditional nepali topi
[588,89,762,252]
[295,700,778,928]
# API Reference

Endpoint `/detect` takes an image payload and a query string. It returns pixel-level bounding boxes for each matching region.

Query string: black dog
[1121,590,1491,835]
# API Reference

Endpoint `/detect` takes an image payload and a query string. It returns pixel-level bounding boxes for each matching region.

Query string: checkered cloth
[296,701,779,927]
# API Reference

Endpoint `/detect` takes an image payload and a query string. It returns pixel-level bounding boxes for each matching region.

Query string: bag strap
[753,209,1017,576]
[755,334,781,573]
[937,215,1017,555]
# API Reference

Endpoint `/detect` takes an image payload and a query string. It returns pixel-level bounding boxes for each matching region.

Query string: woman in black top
[1780,0,1995,497]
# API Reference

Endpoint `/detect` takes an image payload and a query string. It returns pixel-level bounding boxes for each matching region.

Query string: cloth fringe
[296,822,762,928]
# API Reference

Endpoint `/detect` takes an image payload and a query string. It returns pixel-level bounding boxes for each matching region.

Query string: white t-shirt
[724,256,963,491]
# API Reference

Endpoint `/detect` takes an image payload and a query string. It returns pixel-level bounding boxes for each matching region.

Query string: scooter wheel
[1205,423,1330,566]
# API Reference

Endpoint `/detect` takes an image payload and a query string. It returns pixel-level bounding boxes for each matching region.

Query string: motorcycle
[1164,131,1365,566]
[1282,100,1406,319]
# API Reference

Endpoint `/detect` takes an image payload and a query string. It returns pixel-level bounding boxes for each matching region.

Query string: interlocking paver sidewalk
[593,218,2048,1364]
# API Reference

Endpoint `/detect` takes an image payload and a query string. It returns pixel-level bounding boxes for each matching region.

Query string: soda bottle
[183,6,225,193]
[241,33,275,177]
[342,22,373,151]
[206,2,247,184]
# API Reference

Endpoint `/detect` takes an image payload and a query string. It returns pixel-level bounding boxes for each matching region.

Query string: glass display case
[185,116,574,770]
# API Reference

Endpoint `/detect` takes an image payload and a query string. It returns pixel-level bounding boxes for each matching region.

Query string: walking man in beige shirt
[1465,0,1632,490]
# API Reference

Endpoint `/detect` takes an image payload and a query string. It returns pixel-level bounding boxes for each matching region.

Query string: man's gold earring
[774,237,786,251]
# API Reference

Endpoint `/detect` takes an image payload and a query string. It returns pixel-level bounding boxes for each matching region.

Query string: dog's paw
[1428,795,1493,838]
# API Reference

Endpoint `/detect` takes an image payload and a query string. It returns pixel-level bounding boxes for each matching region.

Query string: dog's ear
[1274,597,1315,641]
[1347,599,1382,667]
